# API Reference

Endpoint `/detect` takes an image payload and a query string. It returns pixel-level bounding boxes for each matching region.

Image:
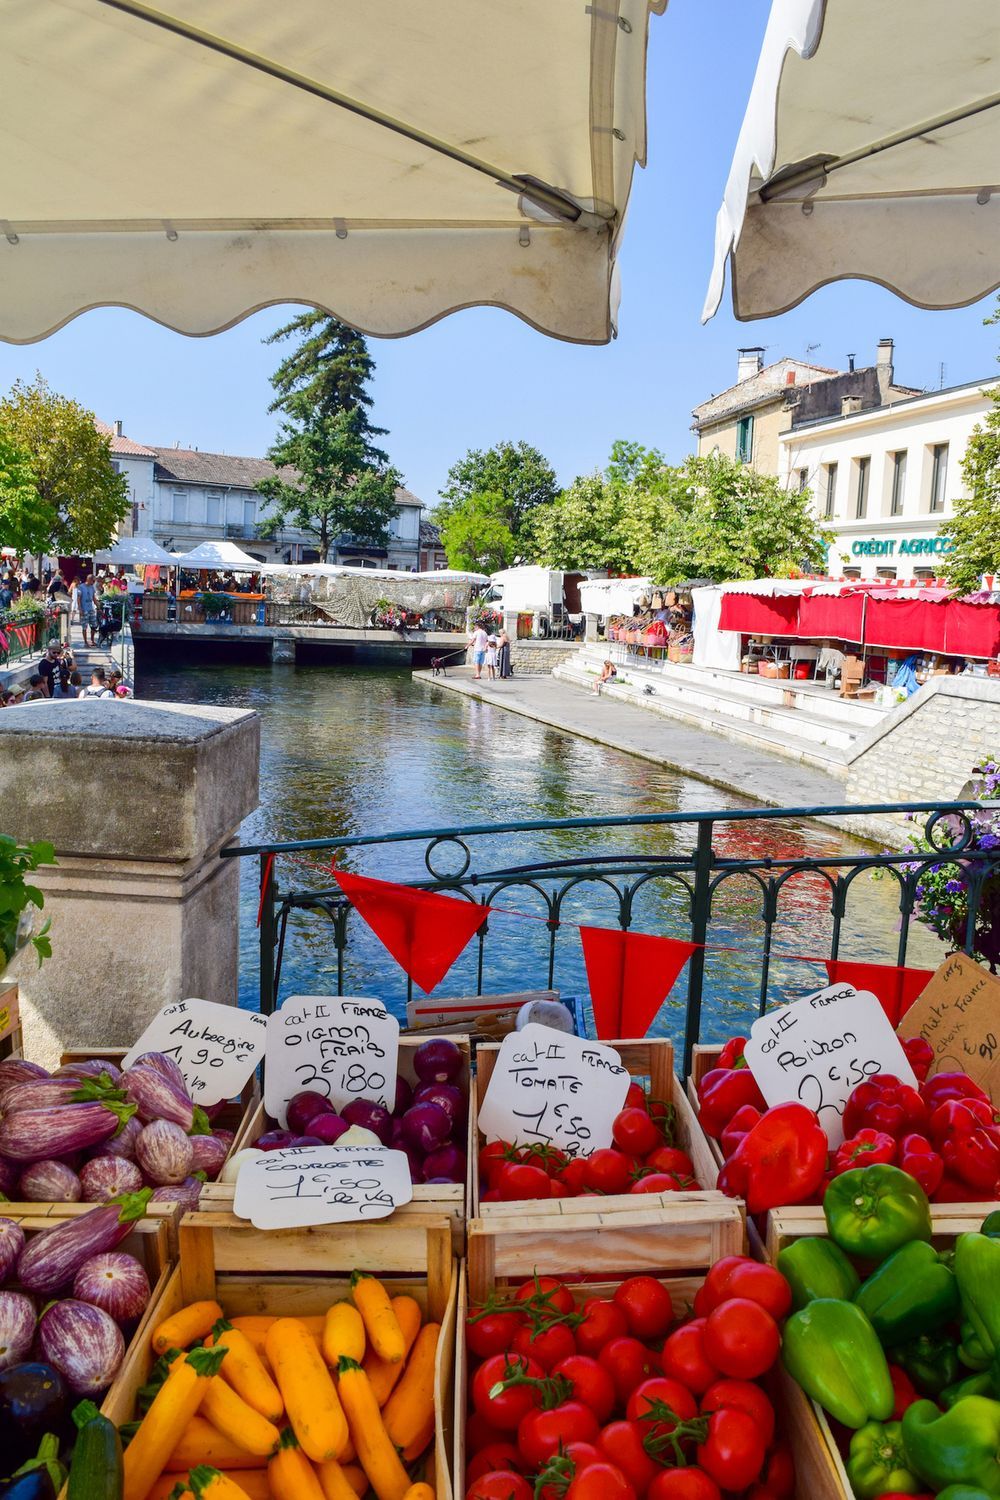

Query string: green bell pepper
[939,1489,998,1500]
[782,1298,894,1429]
[980,1212,1000,1241]
[942,1371,999,1409]
[824,1164,932,1262]
[890,1331,961,1397]
[847,1421,921,1500]
[956,1234,1000,1360]
[856,1240,959,1343]
[902,1397,1000,1494]
[962,1323,994,1372]
[776,1235,861,1310]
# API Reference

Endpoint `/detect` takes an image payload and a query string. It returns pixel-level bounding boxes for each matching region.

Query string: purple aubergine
[150,1176,203,1211]
[400,1101,451,1155]
[0,1060,49,1110]
[257,1129,297,1152]
[0,1291,36,1370]
[136,1120,192,1185]
[79,1156,143,1202]
[412,1037,463,1084]
[0,1156,18,1197]
[17,1160,82,1203]
[37,1299,124,1395]
[412,1081,466,1130]
[309,1114,350,1145]
[212,1128,235,1152]
[73,1250,150,1323]
[0,1100,135,1162]
[124,1065,195,1130]
[187,1135,228,1180]
[91,1114,142,1163]
[16,1190,152,1295]
[54,1059,123,1085]
[421,1143,466,1183]
[393,1076,413,1115]
[0,1219,25,1284]
[132,1051,188,1095]
[341,1100,393,1145]
[286,1090,335,1135]
[2,1079,99,1114]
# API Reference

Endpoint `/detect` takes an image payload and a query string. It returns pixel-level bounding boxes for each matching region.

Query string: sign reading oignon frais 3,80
[478,1023,630,1159]
[264,994,399,1127]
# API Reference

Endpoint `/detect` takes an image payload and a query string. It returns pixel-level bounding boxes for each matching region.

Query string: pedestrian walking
[76,575,98,646]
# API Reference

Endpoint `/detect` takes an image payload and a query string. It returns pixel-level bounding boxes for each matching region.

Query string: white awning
[95,536,177,566]
[172,540,264,571]
[704,0,1000,321]
[578,577,653,615]
[3,0,667,346]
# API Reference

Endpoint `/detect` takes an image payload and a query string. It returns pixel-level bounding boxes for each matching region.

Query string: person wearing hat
[107,667,133,699]
[36,642,61,698]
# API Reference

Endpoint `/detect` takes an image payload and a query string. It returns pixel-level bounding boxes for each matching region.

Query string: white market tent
[3,0,668,347]
[94,537,176,567]
[578,577,653,618]
[172,540,263,572]
[704,0,1000,321]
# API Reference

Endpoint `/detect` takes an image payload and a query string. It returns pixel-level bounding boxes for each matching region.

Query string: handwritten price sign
[478,1024,630,1160]
[233,1144,413,1230]
[121,999,267,1106]
[264,995,399,1128]
[743,984,917,1146]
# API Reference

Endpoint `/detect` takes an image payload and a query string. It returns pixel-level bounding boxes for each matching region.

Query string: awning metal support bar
[96,0,603,227]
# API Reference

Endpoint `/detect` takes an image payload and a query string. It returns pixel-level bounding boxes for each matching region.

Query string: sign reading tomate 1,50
[477,1024,630,1159]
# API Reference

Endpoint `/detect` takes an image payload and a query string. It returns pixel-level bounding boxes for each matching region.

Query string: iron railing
[0,610,60,668]
[222,801,1000,1070]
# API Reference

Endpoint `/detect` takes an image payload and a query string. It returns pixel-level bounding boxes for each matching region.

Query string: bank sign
[849,536,955,558]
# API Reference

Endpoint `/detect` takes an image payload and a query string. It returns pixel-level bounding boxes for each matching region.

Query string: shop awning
[2,0,667,346]
[945,601,1000,659]
[718,592,801,636]
[796,589,865,643]
[173,540,264,571]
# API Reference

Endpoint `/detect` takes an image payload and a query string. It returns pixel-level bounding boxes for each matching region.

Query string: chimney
[113,419,123,437]
[785,370,796,385]
[842,395,863,417]
[737,347,765,382]
[847,353,856,372]
[876,337,894,395]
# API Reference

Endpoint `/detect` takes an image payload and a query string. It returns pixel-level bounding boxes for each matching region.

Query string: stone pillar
[585,613,600,643]
[271,636,296,664]
[503,610,520,643]
[0,700,260,1067]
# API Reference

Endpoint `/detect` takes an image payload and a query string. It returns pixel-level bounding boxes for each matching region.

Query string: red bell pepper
[928,1096,999,1147]
[832,1128,896,1176]
[933,1171,996,1203]
[716,1102,827,1214]
[717,1036,749,1069]
[720,1103,762,1160]
[928,1098,1000,1190]
[921,1071,990,1112]
[897,1133,944,1197]
[888,1363,920,1420]
[901,1037,934,1082]
[697,1067,766,1139]
[842,1074,929,1140]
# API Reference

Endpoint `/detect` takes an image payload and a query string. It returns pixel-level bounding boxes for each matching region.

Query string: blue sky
[1,0,997,510]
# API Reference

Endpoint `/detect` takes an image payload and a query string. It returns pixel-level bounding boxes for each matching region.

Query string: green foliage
[0,433,48,556]
[0,377,129,554]
[530,473,633,572]
[439,492,515,573]
[263,311,388,464]
[439,441,558,538]
[945,363,1000,595]
[199,592,232,619]
[0,835,56,972]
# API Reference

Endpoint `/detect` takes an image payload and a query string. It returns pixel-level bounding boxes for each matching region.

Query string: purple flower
[945,879,964,893]
[980,833,1000,850]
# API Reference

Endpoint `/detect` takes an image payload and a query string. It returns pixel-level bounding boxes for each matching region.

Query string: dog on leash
[431,656,447,677]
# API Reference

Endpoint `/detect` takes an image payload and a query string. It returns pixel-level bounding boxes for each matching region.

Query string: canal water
[137,658,942,1045]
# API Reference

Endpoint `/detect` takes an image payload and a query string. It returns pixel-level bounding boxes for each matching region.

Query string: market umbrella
[171,540,263,571]
[3,0,667,347]
[704,0,1000,321]
[94,537,177,567]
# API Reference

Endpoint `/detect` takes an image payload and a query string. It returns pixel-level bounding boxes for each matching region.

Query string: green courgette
[66,1400,122,1500]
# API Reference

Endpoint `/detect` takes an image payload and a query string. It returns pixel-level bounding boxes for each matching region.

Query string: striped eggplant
[37,1299,124,1395]
[123,1065,194,1130]
[0,1099,135,1162]
[2,1079,97,1114]
[0,1291,35,1371]
[17,1160,82,1202]
[150,1175,203,1211]
[0,1219,26,1283]
[73,1250,150,1324]
[54,1059,123,1085]
[131,1051,188,1095]
[187,1134,229,1180]
[16,1189,152,1295]
[136,1120,192,1185]
[0,1060,49,1111]
[91,1113,141,1163]
[79,1156,143,1201]
[0,1155,18,1197]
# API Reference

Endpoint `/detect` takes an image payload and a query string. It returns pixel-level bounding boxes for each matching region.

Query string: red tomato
[514,1276,575,1317]
[468,1309,525,1359]
[523,1145,569,1179]
[467,1411,506,1453]
[513,1321,577,1372]
[645,1146,695,1177]
[600,1337,659,1404]
[631,1173,688,1194]
[759,1443,795,1500]
[660,1320,719,1395]
[583,1149,633,1196]
[697,1408,767,1491]
[518,1400,600,1468]
[624,1082,648,1111]
[693,1257,754,1318]
[648,1470,721,1500]
[702,1299,780,1380]
[466,1473,533,1500]
[715,1263,792,1321]
[560,1159,589,1194]
[626,1376,698,1440]
[472,1353,544,1429]
[553,1355,616,1423]
[576,1297,629,1356]
[479,1141,514,1188]
[466,1444,524,1482]
[567,1461,637,1500]
[548,1180,571,1199]
[613,1108,662,1158]
[535,1444,602,1500]
[498,1161,552,1201]
[701,1379,776,1449]
[598,1420,660,1495]
[614,1276,674,1340]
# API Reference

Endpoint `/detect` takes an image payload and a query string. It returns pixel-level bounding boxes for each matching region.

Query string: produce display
[477,1082,702,1203]
[696,1037,1000,1211]
[774,1162,1000,1500]
[0,1053,237,1208]
[464,1260,795,1500]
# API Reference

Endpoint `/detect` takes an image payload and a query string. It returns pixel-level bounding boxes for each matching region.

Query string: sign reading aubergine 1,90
[121,998,268,1107]
[264,995,399,1128]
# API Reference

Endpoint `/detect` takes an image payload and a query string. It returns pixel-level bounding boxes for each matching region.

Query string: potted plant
[0,835,55,980]
[200,591,232,621]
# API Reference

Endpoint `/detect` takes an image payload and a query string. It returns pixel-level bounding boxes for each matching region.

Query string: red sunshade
[718,593,800,636]
[863,597,948,653]
[796,591,866,643]
[945,601,1000,659]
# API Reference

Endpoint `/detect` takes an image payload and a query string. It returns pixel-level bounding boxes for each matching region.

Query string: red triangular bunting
[333,870,490,994]
[824,959,935,1027]
[580,926,697,1040]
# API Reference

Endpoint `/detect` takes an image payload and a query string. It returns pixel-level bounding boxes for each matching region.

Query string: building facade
[778,379,995,581]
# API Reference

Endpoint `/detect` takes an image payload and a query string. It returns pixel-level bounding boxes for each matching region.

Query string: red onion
[91,1114,142,1163]
[400,1101,450,1154]
[341,1100,393,1145]
[0,1291,35,1370]
[286,1090,335,1135]
[258,1129,297,1152]
[136,1121,192,1185]
[412,1037,463,1084]
[73,1251,150,1323]
[421,1143,466,1183]
[150,1176,203,1211]
[396,1141,424,1182]
[309,1114,349,1145]
[0,1220,26,1284]
[17,1160,82,1202]
[188,1135,228,1180]
[287,1135,323,1149]
[412,1081,465,1130]
[79,1157,143,1202]
[394,1076,413,1115]
[38,1299,124,1395]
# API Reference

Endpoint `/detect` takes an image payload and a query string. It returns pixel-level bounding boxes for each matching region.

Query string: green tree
[439,441,558,538]
[439,492,515,572]
[0,433,51,556]
[530,473,632,572]
[0,377,129,554]
[257,312,400,561]
[944,306,1000,595]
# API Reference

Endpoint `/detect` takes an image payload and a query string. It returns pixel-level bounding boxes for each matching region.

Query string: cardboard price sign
[477,1023,630,1159]
[121,998,267,1107]
[743,984,918,1147]
[233,1144,413,1230]
[897,952,1000,1091]
[264,995,399,1128]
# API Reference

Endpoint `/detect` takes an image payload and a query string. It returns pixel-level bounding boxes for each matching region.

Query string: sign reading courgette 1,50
[742,984,917,1147]
[233,1143,413,1230]
[264,995,399,1128]
[121,998,267,1107]
[477,1023,630,1159]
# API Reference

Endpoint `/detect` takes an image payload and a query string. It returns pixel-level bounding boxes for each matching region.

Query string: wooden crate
[199,1035,472,1250]
[0,984,23,1061]
[100,1210,457,1500]
[472,1037,721,1220]
[459,1209,844,1500]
